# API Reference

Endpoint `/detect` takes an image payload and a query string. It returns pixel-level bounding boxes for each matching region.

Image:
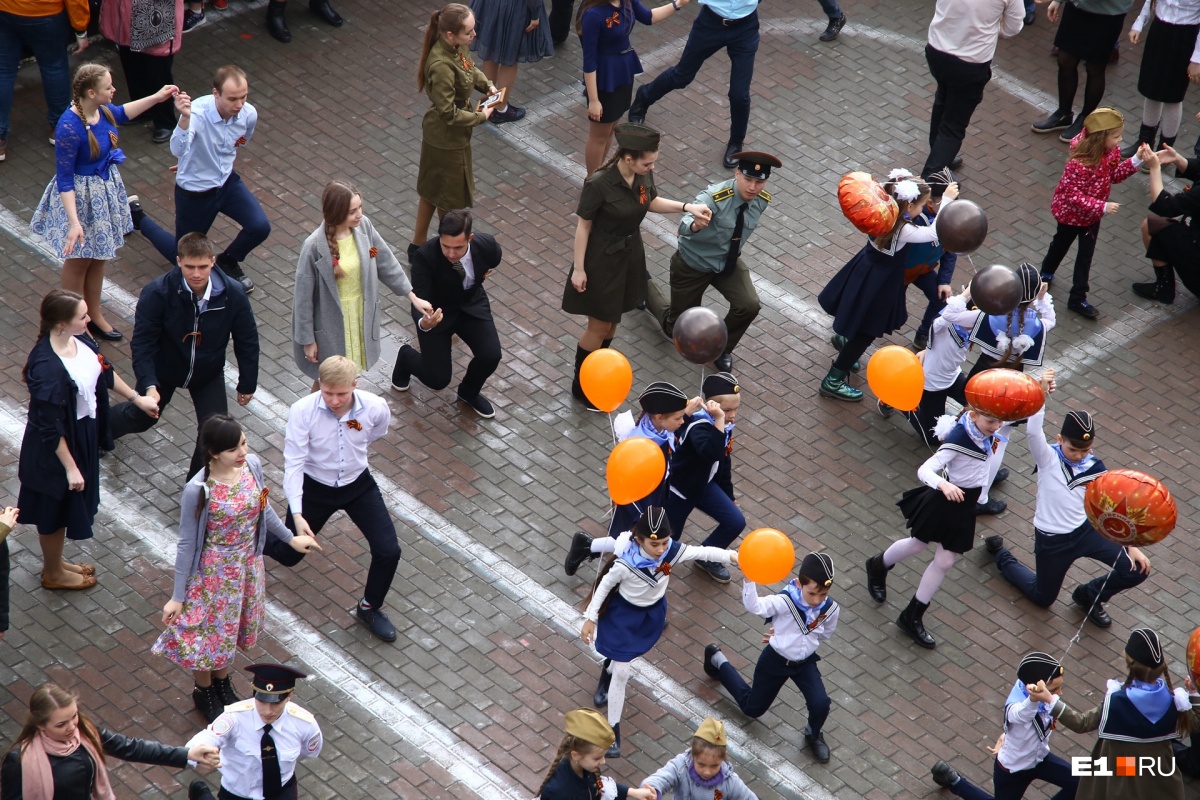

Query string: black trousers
[116,46,176,132]
[285,471,400,610]
[994,521,1148,607]
[108,371,228,480]
[1041,221,1099,305]
[208,775,298,800]
[393,312,501,400]
[717,646,831,733]
[548,0,574,43]
[923,45,992,177]
[907,372,967,447]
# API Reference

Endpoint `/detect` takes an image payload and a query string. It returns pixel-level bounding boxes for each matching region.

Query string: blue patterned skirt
[31,169,133,261]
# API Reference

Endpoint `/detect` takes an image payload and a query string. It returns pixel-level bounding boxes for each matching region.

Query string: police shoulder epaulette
[711,187,735,202]
[227,699,256,712]
[286,704,316,723]
[758,189,772,202]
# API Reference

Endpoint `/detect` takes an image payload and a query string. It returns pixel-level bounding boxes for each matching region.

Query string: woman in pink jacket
[99,0,184,143]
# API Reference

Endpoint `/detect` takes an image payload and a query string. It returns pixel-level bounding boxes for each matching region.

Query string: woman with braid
[292,181,433,390]
[31,64,178,341]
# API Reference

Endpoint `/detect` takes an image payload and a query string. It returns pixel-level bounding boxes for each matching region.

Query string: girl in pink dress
[153,415,320,723]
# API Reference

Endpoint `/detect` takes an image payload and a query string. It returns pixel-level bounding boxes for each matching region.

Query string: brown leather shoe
[41,573,98,590]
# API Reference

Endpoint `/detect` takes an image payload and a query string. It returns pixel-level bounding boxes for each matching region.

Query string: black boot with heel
[266,0,291,42]
[897,597,936,648]
[864,554,891,603]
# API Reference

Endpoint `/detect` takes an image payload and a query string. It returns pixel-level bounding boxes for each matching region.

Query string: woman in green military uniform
[410,4,500,255]
[563,123,711,408]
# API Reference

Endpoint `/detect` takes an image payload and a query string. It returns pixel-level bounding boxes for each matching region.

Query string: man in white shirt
[282,356,402,642]
[922,0,1025,177]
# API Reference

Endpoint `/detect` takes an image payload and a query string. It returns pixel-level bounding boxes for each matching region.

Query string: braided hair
[321,181,360,280]
[534,734,604,797]
[71,64,117,160]
[994,263,1041,368]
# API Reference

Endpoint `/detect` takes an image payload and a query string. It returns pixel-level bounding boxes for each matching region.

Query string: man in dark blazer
[391,210,502,419]
[109,232,259,479]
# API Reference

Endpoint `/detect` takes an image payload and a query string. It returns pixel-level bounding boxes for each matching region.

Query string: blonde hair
[71,64,117,160]
[317,355,358,387]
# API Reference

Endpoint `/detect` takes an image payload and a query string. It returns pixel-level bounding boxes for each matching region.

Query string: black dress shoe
[714,352,733,372]
[984,535,1004,555]
[722,141,742,169]
[949,156,963,171]
[974,498,1007,515]
[703,644,722,678]
[87,321,123,341]
[310,0,343,25]
[864,554,889,603]
[804,725,831,763]
[355,605,398,641]
[564,531,596,576]
[1068,300,1100,319]
[628,87,648,124]
[1072,586,1112,628]
[189,780,216,800]
[931,761,961,788]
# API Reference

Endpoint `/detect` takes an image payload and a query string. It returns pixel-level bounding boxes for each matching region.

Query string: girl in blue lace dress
[31,64,177,340]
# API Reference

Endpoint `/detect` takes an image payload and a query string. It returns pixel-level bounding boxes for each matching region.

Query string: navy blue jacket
[538,756,630,800]
[130,267,259,395]
[18,335,113,502]
[668,414,734,501]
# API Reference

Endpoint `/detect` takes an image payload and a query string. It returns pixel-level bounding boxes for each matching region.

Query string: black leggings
[1057,50,1107,120]
[833,333,875,372]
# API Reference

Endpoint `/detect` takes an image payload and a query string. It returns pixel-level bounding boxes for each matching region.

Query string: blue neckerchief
[634,415,674,451]
[987,307,1044,341]
[782,582,822,622]
[621,540,664,570]
[1005,679,1051,717]
[686,757,730,788]
[1126,678,1172,723]
[1051,443,1097,472]
[961,414,1008,452]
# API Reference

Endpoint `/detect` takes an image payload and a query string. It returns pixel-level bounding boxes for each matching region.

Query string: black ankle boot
[606,722,621,758]
[1133,265,1176,304]
[192,684,221,723]
[1159,134,1177,151]
[897,597,936,648]
[309,0,342,26]
[266,0,291,42]
[593,659,612,707]
[1121,123,1157,159]
[865,554,891,603]
[564,531,597,576]
[213,675,239,707]
[571,346,598,409]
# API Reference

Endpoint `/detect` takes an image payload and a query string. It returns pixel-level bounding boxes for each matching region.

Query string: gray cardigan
[172,453,293,602]
[291,215,414,379]
[643,752,757,800]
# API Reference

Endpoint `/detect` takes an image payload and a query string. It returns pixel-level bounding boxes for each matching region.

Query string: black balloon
[673,307,728,365]
[971,264,1023,316]
[935,199,988,254]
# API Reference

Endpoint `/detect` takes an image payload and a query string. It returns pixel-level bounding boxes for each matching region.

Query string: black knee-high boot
[571,346,598,409]
[897,596,936,648]
[600,338,613,348]
[1133,265,1176,303]
[266,0,290,41]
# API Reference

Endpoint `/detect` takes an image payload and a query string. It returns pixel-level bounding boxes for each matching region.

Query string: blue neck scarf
[961,414,1007,452]
[621,540,665,570]
[987,307,1044,341]
[1051,443,1097,472]
[1126,678,1172,723]
[686,758,730,789]
[635,414,675,451]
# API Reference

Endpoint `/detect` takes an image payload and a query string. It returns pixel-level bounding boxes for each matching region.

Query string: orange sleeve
[66,0,90,33]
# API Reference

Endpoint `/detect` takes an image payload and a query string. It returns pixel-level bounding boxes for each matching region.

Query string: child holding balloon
[818,170,958,402]
[702,551,838,764]
[581,507,738,758]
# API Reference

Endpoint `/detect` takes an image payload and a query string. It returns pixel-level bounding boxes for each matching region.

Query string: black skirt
[1054,2,1126,64]
[897,484,983,554]
[17,415,100,540]
[584,83,634,124]
[1138,19,1200,102]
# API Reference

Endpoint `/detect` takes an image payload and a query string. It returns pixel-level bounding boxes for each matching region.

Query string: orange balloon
[738,528,796,584]
[606,437,666,506]
[580,349,633,413]
[865,345,924,412]
[1187,628,1200,689]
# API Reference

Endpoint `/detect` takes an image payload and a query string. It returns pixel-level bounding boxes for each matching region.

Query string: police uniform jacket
[667,413,730,501]
[677,179,770,274]
[187,700,323,800]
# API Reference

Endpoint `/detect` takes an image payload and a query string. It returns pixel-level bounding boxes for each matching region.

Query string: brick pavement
[1,0,1199,798]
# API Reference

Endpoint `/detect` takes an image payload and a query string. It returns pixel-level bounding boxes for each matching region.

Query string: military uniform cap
[799,552,834,587]
[732,151,782,180]
[693,717,727,746]
[245,663,308,703]
[1126,628,1165,668]
[614,123,660,151]
[702,372,740,399]
[565,708,616,748]
[1060,410,1095,442]
[1083,107,1124,134]
[639,381,688,414]
[1017,652,1064,685]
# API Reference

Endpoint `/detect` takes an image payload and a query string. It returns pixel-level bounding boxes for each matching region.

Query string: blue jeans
[718,645,831,733]
[139,172,271,266]
[994,521,1148,607]
[817,0,843,19]
[638,7,759,144]
[950,753,1077,800]
[0,10,71,139]
[665,482,745,549]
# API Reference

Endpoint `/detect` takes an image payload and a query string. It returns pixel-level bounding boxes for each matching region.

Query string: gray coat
[291,215,414,379]
[642,752,757,800]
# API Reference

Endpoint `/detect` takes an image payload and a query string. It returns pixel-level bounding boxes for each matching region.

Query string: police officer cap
[634,506,674,540]
[1017,652,1064,685]
[565,708,616,748]
[702,372,740,399]
[693,717,727,746]
[1016,262,1042,304]
[245,663,308,703]
[1125,628,1165,668]
[613,123,660,151]
[639,381,688,414]
[1060,410,1095,443]
[732,152,781,180]
[798,552,835,587]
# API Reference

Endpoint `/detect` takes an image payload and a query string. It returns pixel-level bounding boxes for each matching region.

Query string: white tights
[1143,100,1184,139]
[882,538,959,604]
[605,660,632,726]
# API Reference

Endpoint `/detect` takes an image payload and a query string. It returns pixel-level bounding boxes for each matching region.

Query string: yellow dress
[336,237,366,370]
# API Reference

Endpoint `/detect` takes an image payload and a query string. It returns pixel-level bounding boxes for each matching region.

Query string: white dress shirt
[1133,0,1200,62]
[283,390,390,515]
[457,246,477,290]
[741,580,839,662]
[928,0,1025,63]
[171,94,258,192]
[998,690,1061,772]
[187,700,322,800]
[1026,409,1101,534]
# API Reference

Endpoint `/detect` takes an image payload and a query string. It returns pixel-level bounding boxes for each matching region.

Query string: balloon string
[609,410,617,448]
[1057,548,1125,668]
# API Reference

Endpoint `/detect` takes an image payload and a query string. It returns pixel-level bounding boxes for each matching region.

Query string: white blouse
[60,344,101,420]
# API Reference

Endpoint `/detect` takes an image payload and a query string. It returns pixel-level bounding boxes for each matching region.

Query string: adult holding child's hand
[1132,140,1200,304]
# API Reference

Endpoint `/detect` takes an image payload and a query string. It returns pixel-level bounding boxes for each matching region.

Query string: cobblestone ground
[1,0,1198,798]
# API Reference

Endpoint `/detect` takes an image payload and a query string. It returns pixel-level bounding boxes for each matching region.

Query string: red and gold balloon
[1083,469,1177,547]
[964,369,1046,422]
[1186,628,1200,688]
[838,172,898,237]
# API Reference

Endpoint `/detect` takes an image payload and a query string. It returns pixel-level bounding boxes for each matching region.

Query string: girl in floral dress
[153,415,320,723]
